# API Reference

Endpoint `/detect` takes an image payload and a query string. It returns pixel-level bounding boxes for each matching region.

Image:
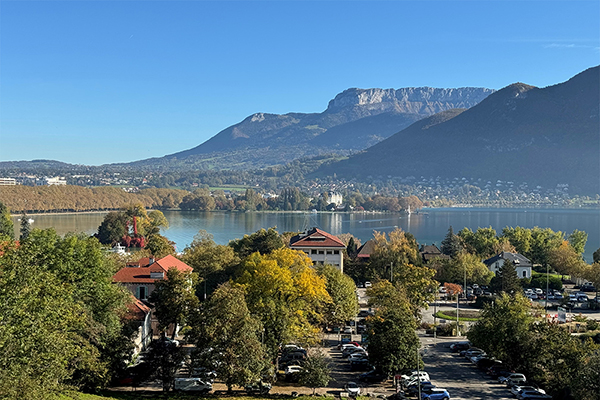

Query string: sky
[0,1,598,165]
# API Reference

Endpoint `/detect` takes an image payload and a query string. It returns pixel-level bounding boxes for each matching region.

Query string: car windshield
[347,383,358,388]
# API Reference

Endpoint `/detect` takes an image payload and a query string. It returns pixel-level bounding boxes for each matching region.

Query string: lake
[12,208,600,262]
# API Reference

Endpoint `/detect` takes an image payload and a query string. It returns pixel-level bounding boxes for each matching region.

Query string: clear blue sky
[1,1,598,165]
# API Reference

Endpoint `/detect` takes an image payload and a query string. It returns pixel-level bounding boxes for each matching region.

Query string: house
[289,227,346,272]
[356,239,376,262]
[113,254,193,300]
[124,296,153,355]
[419,244,450,264]
[483,252,533,279]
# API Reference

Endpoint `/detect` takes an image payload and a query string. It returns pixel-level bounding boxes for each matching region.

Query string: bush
[528,275,563,291]
[587,319,599,331]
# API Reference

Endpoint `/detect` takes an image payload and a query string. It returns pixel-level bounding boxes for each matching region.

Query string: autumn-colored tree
[549,240,587,277]
[368,229,436,308]
[437,252,494,286]
[316,264,358,327]
[236,248,331,355]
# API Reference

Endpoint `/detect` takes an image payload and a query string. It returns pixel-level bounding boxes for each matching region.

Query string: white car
[505,373,527,386]
[511,385,546,397]
[174,378,212,393]
[401,371,430,385]
[345,381,361,397]
[348,352,369,363]
[284,365,304,375]
[365,281,372,288]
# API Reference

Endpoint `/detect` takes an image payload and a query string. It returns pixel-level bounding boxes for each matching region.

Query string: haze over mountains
[317,66,600,194]
[129,87,493,169]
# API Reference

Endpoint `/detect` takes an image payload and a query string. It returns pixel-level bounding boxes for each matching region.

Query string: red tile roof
[114,254,193,284]
[289,228,346,248]
[125,296,151,321]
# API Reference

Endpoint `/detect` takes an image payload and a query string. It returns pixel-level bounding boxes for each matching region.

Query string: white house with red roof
[113,254,193,300]
[124,296,153,354]
[289,227,346,272]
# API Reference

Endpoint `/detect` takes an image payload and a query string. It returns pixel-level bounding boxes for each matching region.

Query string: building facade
[289,227,346,272]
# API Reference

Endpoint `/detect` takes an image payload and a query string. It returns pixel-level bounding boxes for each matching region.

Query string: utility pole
[433,289,437,344]
[545,263,549,317]
[456,288,460,336]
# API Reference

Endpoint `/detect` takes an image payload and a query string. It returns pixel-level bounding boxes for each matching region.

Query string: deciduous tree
[300,350,331,395]
[316,264,358,326]
[0,201,13,239]
[229,227,284,259]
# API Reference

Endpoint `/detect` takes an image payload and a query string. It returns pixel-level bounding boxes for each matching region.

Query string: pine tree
[19,212,31,241]
[441,226,462,258]
[498,259,521,295]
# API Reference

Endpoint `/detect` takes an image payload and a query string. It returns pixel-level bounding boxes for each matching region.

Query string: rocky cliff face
[326,87,494,115]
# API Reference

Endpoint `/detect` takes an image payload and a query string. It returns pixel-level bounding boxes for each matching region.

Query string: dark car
[350,358,371,371]
[359,370,387,383]
[405,382,435,396]
[488,366,514,379]
[450,341,470,353]
[476,358,501,371]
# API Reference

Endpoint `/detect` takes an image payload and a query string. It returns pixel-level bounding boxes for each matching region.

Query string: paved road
[419,335,513,400]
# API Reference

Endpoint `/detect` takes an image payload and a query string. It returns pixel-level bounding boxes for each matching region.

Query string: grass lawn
[434,309,480,321]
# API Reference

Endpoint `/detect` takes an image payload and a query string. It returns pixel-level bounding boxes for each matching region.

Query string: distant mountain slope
[316,66,600,194]
[128,87,493,169]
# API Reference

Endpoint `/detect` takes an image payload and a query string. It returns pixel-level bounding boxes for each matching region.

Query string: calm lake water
[13,208,600,262]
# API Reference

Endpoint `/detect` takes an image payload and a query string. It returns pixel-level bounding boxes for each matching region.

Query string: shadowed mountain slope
[315,66,600,194]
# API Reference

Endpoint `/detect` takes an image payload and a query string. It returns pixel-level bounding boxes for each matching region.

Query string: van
[174,378,212,393]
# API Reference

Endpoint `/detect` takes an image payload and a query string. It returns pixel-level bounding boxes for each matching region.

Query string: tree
[494,259,521,295]
[144,336,187,392]
[441,226,462,258]
[437,252,494,286]
[0,228,131,393]
[366,281,421,375]
[468,293,533,371]
[458,227,498,258]
[236,248,330,355]
[299,350,331,395]
[0,201,13,239]
[367,229,436,309]
[149,268,200,339]
[568,229,588,256]
[593,248,600,264]
[549,240,587,277]
[19,211,31,240]
[96,211,127,245]
[188,283,271,392]
[144,234,176,258]
[180,230,239,298]
[316,264,358,326]
[229,227,284,259]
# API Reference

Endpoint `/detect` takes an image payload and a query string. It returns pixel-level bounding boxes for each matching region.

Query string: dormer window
[150,271,165,279]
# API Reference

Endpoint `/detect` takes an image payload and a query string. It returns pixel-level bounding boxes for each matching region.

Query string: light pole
[433,289,437,344]
[416,345,421,400]
[545,263,549,316]
[456,289,460,336]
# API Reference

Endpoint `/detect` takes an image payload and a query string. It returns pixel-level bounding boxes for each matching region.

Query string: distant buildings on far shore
[0,176,67,186]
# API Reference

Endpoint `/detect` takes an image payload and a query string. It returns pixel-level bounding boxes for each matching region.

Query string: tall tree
[149,268,200,339]
[495,259,521,295]
[236,248,330,355]
[144,234,176,258]
[19,211,31,240]
[366,281,421,375]
[189,283,271,392]
[0,201,13,239]
[96,211,127,245]
[438,252,494,286]
[568,229,588,256]
[316,264,359,327]
[441,226,462,258]
[144,336,187,392]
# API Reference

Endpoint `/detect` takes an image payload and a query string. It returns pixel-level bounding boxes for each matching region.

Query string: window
[319,250,325,254]
[523,271,527,278]
[311,250,317,254]
[138,286,148,300]
[326,250,333,255]
[334,250,339,254]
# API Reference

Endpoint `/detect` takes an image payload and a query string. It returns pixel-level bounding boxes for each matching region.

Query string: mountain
[315,66,600,194]
[129,87,493,169]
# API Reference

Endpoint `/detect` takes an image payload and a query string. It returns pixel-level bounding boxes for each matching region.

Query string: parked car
[403,375,431,389]
[359,369,387,383]
[476,358,500,371]
[358,310,370,318]
[405,382,435,396]
[348,352,369,363]
[463,348,485,359]
[581,283,597,292]
[284,365,303,382]
[510,385,546,397]
[469,354,488,364]
[174,378,212,393]
[449,341,470,353]
[517,391,552,399]
[421,388,450,400]
[364,281,372,288]
[577,295,589,303]
[505,373,527,386]
[245,381,272,395]
[401,371,430,385]
[350,358,371,371]
[343,347,367,358]
[343,326,355,334]
[345,382,361,397]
